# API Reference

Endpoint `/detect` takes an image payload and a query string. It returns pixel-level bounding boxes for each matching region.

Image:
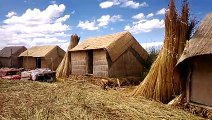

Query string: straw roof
[177,13,212,65]
[19,45,64,57]
[0,46,26,58]
[70,31,148,62]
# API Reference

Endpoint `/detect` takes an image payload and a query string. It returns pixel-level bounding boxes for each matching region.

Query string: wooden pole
[51,58,53,71]
[10,48,12,67]
[27,50,28,69]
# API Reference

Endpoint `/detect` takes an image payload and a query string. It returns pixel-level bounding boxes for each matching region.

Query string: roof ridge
[45,46,58,57]
[31,45,57,48]
[19,45,58,57]
[106,31,130,48]
[84,31,129,41]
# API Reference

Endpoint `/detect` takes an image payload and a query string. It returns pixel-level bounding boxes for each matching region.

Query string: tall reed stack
[56,34,80,80]
[132,0,196,103]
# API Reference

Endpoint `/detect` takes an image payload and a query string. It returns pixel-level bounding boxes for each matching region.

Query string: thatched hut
[69,31,148,79]
[175,13,212,107]
[0,46,27,68]
[19,45,65,70]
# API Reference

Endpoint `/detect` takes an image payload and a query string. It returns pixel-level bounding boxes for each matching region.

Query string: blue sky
[0,0,211,50]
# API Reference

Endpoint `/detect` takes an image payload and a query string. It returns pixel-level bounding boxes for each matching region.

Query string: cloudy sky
[0,0,211,50]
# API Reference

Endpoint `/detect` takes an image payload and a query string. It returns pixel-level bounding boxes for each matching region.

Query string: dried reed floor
[0,79,202,120]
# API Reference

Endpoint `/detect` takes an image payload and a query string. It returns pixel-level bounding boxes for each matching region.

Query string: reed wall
[108,48,144,78]
[71,51,87,75]
[93,50,108,77]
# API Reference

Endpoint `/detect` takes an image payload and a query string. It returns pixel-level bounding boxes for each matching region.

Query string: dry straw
[0,78,201,120]
[132,0,196,103]
[56,34,80,80]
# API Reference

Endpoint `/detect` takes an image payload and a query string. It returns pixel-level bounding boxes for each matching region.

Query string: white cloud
[56,15,70,23]
[156,8,166,15]
[6,11,17,18]
[60,42,70,51]
[99,1,114,9]
[142,41,163,51]
[124,19,164,34]
[140,2,148,7]
[132,19,147,25]
[146,13,154,18]
[78,14,123,30]
[77,20,98,31]
[132,13,154,20]
[129,12,163,34]
[4,4,66,25]
[99,0,148,9]
[97,15,110,27]
[132,13,145,20]
[51,1,56,4]
[110,15,123,22]
[0,4,71,50]
[122,1,148,9]
[143,42,163,49]
[97,15,123,27]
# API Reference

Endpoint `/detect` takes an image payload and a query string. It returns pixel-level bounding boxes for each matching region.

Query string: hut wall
[52,55,64,70]
[0,57,22,68]
[41,56,63,71]
[189,55,212,107]
[41,48,55,70]
[0,57,11,67]
[22,57,36,70]
[71,51,87,75]
[93,50,108,77]
[13,47,27,68]
[22,57,61,70]
[41,59,51,70]
[43,47,64,70]
[108,48,144,78]
[12,57,23,68]
[0,47,26,68]
[45,47,58,60]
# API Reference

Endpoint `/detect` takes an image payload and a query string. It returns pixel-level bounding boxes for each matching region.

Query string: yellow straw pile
[56,34,80,81]
[133,0,196,103]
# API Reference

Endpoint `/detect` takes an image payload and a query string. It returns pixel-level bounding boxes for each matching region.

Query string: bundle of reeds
[56,34,80,80]
[132,0,196,103]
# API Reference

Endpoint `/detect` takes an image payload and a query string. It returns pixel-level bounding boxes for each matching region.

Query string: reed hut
[175,13,212,107]
[0,46,27,68]
[69,31,148,79]
[19,45,65,70]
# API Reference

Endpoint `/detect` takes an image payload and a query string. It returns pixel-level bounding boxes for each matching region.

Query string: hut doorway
[36,57,41,68]
[87,50,93,74]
